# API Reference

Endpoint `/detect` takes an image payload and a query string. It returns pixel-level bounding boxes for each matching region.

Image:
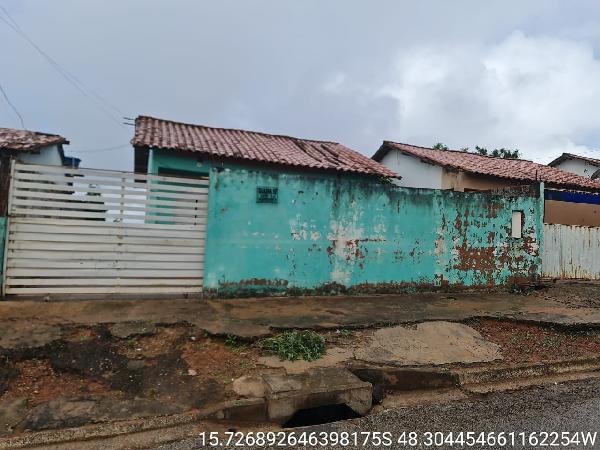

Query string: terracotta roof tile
[548,152,600,167]
[0,127,67,152]
[132,116,397,178]
[374,141,600,190]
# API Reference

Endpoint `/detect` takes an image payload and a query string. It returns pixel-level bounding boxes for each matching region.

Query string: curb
[453,356,600,386]
[0,399,264,450]
[350,356,600,393]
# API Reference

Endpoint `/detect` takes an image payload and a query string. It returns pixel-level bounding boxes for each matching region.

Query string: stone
[126,360,146,371]
[232,375,267,398]
[109,322,157,339]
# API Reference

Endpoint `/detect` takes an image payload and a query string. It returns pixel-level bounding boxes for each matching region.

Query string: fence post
[1,159,16,298]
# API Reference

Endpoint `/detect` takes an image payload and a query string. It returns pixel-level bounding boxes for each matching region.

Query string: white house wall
[17,144,63,166]
[553,159,599,178]
[379,151,443,189]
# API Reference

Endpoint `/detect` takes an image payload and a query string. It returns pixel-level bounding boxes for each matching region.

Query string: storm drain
[262,368,373,425]
[283,403,361,428]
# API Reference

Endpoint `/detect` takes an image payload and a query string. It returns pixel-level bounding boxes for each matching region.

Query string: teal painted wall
[149,150,543,296]
[0,216,6,293]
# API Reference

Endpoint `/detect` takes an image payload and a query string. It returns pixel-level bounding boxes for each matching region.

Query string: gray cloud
[1,0,599,169]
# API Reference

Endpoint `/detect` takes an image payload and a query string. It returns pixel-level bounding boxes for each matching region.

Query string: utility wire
[75,143,131,153]
[0,5,123,117]
[0,80,25,128]
[0,8,125,126]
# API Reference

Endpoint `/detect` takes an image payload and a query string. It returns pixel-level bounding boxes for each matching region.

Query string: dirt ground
[0,324,278,436]
[469,318,600,364]
[2,283,600,437]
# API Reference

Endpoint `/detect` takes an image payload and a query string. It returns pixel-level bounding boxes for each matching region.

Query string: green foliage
[224,334,238,347]
[258,330,326,361]
[432,142,449,151]
[336,328,354,336]
[474,146,520,159]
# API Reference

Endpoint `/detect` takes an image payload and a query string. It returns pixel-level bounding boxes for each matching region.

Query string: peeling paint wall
[150,150,543,296]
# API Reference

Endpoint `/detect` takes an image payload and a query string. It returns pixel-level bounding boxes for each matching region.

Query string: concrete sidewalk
[2,285,600,350]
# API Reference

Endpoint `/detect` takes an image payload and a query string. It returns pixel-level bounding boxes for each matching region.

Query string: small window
[511,211,523,239]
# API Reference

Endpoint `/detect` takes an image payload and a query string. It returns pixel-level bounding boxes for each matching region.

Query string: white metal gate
[542,223,600,279]
[2,162,208,296]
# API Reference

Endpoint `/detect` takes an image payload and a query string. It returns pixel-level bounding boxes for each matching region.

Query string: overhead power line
[0,6,125,126]
[75,143,131,153]
[0,80,25,128]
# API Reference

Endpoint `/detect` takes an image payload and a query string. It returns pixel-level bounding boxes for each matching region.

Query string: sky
[2,0,600,170]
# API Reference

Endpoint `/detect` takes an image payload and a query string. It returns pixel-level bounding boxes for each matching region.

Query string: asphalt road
[152,379,600,450]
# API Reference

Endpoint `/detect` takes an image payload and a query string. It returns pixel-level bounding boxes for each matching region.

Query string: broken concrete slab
[233,375,267,398]
[3,286,600,345]
[0,321,62,350]
[109,322,157,339]
[258,347,354,374]
[262,368,372,424]
[354,322,501,366]
[350,366,459,391]
[22,396,185,432]
[0,397,28,436]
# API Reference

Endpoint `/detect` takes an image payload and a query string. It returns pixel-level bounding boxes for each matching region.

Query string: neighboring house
[132,116,543,296]
[0,127,74,167]
[0,127,80,293]
[372,141,600,280]
[548,153,600,179]
[372,141,600,226]
[0,127,80,216]
[373,141,600,193]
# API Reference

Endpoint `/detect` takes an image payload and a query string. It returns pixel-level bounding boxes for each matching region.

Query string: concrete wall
[150,150,543,296]
[442,170,520,191]
[379,151,443,189]
[544,200,600,226]
[552,159,599,178]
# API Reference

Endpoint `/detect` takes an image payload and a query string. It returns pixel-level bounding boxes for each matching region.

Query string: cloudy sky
[2,0,600,170]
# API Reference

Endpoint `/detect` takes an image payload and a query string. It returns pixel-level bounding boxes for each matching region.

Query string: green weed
[258,330,325,361]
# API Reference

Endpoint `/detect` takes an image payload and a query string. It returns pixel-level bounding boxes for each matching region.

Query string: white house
[0,127,81,168]
[548,153,600,179]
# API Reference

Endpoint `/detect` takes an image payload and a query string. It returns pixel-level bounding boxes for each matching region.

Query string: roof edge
[134,115,340,145]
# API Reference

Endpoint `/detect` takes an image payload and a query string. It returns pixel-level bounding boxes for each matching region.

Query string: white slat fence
[3,162,209,296]
[542,224,600,280]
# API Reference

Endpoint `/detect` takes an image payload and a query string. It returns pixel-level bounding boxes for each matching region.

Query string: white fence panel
[3,162,209,296]
[542,224,600,279]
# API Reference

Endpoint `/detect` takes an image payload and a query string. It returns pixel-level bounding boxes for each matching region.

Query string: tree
[480,147,520,159]
[432,143,521,159]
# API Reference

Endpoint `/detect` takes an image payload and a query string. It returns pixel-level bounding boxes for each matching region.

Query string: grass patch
[259,330,325,361]
[335,328,354,337]
[224,335,246,353]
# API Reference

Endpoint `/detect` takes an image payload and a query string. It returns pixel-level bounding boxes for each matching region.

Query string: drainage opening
[283,404,361,428]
